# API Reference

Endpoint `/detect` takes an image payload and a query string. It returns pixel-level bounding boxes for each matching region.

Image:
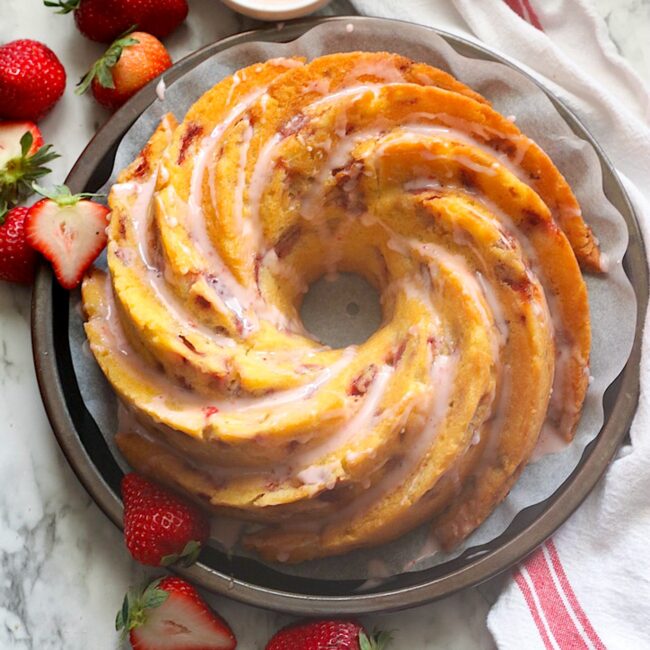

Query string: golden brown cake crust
[83,51,594,563]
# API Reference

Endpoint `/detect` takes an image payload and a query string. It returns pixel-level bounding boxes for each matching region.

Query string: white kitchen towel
[349,1,650,648]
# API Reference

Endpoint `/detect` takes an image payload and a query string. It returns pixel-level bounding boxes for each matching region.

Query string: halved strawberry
[25,184,109,289]
[116,576,237,650]
[0,121,58,219]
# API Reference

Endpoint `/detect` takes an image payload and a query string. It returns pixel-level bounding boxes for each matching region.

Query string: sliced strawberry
[25,184,109,289]
[0,121,58,220]
[116,576,237,650]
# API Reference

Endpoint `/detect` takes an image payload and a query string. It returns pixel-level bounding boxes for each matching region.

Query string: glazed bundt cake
[82,52,597,563]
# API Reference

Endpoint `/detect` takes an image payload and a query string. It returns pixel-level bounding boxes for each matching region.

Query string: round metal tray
[31,16,647,614]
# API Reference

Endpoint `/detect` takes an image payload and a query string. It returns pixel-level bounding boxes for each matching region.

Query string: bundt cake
[82,52,597,563]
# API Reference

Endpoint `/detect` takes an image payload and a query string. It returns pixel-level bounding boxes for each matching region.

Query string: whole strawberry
[0,40,66,121]
[116,576,236,650]
[265,620,392,650]
[0,207,39,284]
[121,473,209,567]
[45,0,188,43]
[76,31,172,110]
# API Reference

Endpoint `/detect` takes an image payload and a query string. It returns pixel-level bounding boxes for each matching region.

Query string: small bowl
[221,0,331,21]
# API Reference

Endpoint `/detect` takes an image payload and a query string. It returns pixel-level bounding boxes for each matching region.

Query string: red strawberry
[45,0,188,43]
[25,184,110,290]
[0,40,66,121]
[0,121,59,220]
[265,620,392,650]
[116,576,236,650]
[76,31,172,110]
[0,207,39,284]
[121,473,210,567]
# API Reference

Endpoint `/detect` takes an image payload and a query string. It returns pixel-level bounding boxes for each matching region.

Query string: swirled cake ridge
[82,52,595,563]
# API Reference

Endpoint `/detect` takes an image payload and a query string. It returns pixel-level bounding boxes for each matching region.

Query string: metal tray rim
[31,15,648,615]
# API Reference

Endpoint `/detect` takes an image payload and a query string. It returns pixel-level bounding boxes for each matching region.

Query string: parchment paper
[67,18,636,582]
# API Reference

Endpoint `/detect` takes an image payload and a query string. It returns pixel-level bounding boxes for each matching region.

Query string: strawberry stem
[43,0,80,13]
[359,629,394,650]
[76,29,139,95]
[32,183,106,207]
[115,578,169,640]
[0,136,59,223]
[161,540,203,567]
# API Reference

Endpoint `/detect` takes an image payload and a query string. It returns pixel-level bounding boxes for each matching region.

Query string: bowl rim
[224,0,328,10]
[31,15,648,614]
[220,0,332,21]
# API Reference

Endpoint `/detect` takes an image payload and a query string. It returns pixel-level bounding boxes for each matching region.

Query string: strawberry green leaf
[179,540,203,567]
[32,183,106,207]
[0,143,59,219]
[122,593,130,628]
[96,65,115,91]
[160,552,179,567]
[115,577,169,640]
[76,32,139,95]
[138,578,169,617]
[161,540,203,567]
[115,592,129,632]
[115,609,123,632]
[32,183,74,203]
[142,577,164,597]
[359,632,372,650]
[359,629,394,650]
[43,0,80,14]
[142,586,169,610]
[375,630,394,649]
[20,132,33,157]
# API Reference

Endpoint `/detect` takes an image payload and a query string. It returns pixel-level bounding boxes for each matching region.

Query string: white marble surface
[0,1,648,649]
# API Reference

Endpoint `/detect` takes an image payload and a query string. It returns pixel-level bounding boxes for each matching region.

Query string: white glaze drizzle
[97,63,594,544]
[180,58,304,333]
[293,364,394,469]
[306,352,459,533]
[90,277,359,427]
[110,177,235,347]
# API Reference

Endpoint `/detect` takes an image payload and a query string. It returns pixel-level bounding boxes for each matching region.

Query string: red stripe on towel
[514,566,555,649]
[504,0,544,30]
[545,540,607,650]
[526,545,590,648]
[521,0,543,30]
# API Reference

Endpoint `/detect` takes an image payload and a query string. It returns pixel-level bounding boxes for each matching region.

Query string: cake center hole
[346,301,360,316]
[300,272,382,348]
